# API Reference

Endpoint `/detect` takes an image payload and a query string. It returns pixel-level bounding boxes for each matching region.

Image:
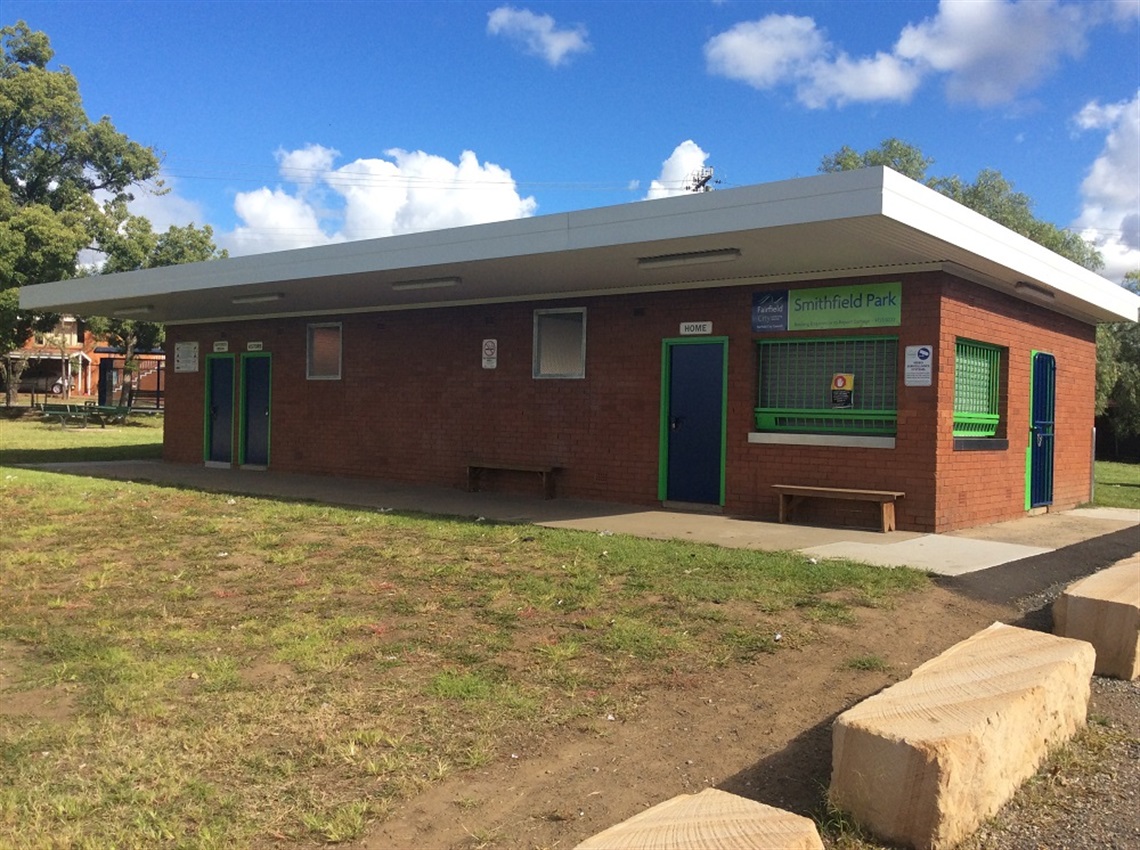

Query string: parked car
[15,375,77,394]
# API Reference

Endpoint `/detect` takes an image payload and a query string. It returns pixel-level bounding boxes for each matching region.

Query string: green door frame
[203,353,235,465]
[657,336,729,504]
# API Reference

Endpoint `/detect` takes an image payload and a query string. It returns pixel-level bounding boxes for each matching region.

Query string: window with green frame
[754,336,898,435]
[953,339,1002,437]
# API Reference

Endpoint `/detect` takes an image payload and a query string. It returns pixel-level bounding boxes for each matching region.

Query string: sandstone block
[829,622,1095,850]
[1053,559,1140,680]
[573,787,823,850]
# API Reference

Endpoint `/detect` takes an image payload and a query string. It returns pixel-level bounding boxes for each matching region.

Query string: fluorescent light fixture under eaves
[1014,280,1055,301]
[232,292,285,305]
[637,248,741,270]
[114,304,155,316]
[390,276,461,292]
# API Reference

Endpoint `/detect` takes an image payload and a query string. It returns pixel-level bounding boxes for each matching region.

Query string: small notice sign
[482,338,498,369]
[831,373,855,408]
[212,341,229,353]
[247,341,264,352]
[174,341,199,373]
[680,321,712,335]
[905,345,934,386]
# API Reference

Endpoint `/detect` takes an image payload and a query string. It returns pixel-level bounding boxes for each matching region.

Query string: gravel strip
[955,676,1140,850]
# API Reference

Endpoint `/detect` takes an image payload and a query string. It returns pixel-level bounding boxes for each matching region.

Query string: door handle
[670,416,684,431]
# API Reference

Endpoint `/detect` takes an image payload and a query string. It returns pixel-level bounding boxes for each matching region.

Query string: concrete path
[19,459,1138,580]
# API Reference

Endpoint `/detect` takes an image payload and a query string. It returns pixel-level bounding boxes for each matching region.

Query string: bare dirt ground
[366,575,1139,850]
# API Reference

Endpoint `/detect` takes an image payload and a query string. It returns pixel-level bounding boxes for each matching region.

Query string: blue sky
[7,0,1139,281]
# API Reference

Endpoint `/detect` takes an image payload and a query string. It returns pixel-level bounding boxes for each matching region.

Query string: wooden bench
[772,484,905,533]
[467,461,560,500]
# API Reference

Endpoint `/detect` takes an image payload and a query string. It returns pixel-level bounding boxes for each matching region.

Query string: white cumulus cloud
[487,6,590,67]
[896,0,1090,106]
[1072,91,1140,283]
[705,1,1127,109]
[645,141,710,200]
[221,145,537,256]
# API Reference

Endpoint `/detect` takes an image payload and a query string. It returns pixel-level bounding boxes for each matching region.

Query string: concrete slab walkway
[20,460,1138,581]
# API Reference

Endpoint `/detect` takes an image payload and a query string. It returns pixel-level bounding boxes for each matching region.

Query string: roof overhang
[19,167,1140,326]
[5,350,92,364]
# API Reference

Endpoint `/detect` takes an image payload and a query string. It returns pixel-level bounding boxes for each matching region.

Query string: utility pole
[683,166,715,193]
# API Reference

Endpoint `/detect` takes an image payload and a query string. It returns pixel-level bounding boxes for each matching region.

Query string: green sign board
[787,282,901,330]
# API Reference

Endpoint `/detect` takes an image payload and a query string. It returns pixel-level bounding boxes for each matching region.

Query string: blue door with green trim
[205,355,234,465]
[241,354,271,466]
[1029,352,1056,507]
[664,341,726,504]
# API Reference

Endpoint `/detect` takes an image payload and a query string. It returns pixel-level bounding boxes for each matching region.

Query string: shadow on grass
[0,444,164,465]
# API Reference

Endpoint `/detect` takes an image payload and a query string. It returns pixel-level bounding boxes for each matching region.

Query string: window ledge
[748,433,896,449]
[954,438,1009,451]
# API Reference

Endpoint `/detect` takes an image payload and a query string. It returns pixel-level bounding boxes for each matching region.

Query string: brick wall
[162,270,1096,533]
[934,277,1095,532]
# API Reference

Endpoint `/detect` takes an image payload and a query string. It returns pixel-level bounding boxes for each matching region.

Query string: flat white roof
[20,167,1139,325]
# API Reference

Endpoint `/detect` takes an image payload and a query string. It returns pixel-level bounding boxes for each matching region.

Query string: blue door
[662,340,726,505]
[1029,352,1056,508]
[240,354,271,466]
[205,355,235,465]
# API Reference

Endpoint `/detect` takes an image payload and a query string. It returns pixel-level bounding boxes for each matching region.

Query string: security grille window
[953,339,1002,436]
[533,308,586,379]
[755,336,898,434]
[307,323,342,380]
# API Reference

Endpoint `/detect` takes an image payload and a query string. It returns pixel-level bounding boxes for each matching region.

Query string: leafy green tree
[0,20,163,403]
[87,221,226,404]
[819,138,933,183]
[0,22,226,406]
[1097,271,1140,447]
[819,138,1104,271]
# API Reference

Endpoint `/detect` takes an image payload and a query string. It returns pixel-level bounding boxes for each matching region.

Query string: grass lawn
[0,413,164,464]
[0,418,934,848]
[1,417,1134,847]
[1093,460,1140,509]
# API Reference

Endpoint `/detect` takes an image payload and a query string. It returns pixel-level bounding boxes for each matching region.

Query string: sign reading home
[679,321,712,335]
[753,283,901,332]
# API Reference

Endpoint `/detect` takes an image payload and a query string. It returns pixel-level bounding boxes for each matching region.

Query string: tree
[819,138,1104,271]
[0,22,226,407]
[86,221,226,404]
[0,20,163,403]
[1096,271,1140,449]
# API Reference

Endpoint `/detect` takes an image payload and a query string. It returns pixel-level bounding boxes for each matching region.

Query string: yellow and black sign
[831,373,854,408]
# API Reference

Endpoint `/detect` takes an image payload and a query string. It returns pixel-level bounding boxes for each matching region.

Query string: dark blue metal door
[206,356,234,465]
[241,354,271,466]
[1030,352,1056,507]
[666,342,725,504]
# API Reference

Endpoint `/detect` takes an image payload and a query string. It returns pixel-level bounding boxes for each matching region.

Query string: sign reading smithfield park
[752,282,901,332]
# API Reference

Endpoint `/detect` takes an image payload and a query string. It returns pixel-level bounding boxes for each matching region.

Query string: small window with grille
[755,336,898,435]
[953,339,1002,437]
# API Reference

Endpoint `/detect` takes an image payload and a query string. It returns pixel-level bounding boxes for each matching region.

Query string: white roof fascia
[20,167,1139,323]
[21,169,889,312]
[879,169,1139,323]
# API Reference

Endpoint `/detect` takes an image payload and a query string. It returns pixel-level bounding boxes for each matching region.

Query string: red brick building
[22,168,1140,532]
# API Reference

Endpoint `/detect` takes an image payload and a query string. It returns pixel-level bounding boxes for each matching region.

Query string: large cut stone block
[1053,559,1140,680]
[829,622,1095,850]
[574,787,823,850]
